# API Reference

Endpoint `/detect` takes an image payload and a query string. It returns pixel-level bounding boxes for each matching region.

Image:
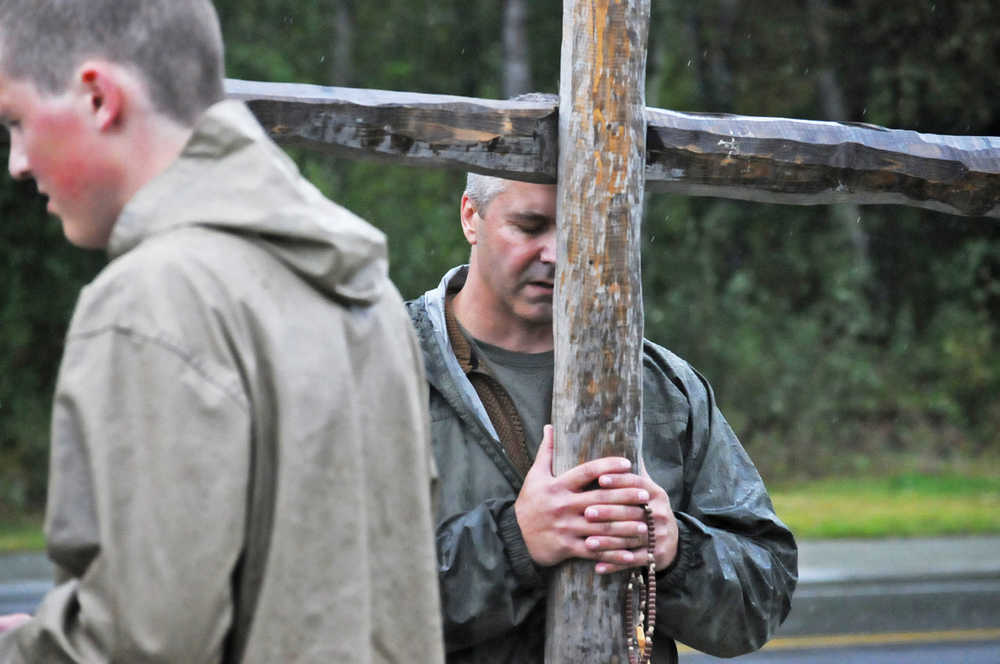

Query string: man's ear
[460,193,479,245]
[75,62,125,132]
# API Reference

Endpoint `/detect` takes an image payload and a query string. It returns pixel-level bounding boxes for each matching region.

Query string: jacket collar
[414,265,500,440]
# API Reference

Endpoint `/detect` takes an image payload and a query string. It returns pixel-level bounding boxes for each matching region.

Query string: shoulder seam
[67,324,249,413]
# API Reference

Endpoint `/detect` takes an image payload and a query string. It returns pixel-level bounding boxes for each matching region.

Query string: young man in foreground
[0,2,443,661]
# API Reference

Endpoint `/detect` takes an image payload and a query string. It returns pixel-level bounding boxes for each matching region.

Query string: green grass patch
[0,513,45,553]
[771,472,1000,539]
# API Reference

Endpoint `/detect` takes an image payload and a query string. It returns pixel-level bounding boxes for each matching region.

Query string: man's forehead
[497,181,557,209]
[0,70,63,110]
[0,72,28,120]
[0,75,15,123]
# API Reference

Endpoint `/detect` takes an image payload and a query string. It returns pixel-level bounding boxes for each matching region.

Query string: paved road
[785,536,1000,636]
[681,535,1000,662]
[0,581,50,615]
[0,552,51,615]
[681,638,1000,664]
[3,535,999,660]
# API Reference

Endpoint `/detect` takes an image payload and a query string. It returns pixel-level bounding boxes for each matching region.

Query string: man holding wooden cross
[407,174,798,663]
[0,1,443,662]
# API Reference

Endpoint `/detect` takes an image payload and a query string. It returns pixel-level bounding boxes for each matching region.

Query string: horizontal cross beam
[226,78,1000,218]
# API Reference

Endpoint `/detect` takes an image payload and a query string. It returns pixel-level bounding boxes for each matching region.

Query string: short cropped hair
[464,173,510,217]
[0,0,225,126]
[464,92,558,215]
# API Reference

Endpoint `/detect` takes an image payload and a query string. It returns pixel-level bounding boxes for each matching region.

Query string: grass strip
[0,515,45,553]
[771,472,1000,539]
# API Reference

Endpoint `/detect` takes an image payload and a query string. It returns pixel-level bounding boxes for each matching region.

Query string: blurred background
[2,1,998,526]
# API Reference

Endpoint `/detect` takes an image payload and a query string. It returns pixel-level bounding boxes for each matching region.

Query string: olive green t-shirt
[471,337,554,456]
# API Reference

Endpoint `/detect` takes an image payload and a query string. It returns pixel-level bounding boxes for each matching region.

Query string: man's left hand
[584,467,679,575]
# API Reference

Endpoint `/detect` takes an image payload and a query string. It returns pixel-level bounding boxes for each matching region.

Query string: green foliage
[637,0,1000,480]
[0,180,103,509]
[1,1,999,514]
[300,157,469,299]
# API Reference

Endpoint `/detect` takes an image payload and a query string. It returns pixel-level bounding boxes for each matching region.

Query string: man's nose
[8,137,30,181]
[540,227,557,263]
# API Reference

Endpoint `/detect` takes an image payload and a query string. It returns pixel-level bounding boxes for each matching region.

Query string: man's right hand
[513,425,652,568]
[0,613,30,633]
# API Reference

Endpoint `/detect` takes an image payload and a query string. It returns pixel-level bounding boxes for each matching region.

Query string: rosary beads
[624,504,657,664]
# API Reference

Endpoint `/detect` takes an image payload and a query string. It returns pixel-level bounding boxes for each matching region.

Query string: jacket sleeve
[3,325,250,663]
[436,496,547,651]
[645,350,798,658]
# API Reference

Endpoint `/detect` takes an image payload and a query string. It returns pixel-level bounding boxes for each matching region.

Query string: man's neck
[451,276,553,354]
[120,114,193,205]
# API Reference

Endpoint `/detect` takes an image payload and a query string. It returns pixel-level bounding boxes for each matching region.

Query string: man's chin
[517,304,553,326]
[61,218,111,250]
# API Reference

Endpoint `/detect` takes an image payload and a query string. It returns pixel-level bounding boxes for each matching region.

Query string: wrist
[655,516,680,570]
[499,503,545,588]
[657,515,694,585]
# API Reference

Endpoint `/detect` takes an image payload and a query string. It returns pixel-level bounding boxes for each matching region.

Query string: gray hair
[465,92,558,215]
[464,173,511,216]
[0,0,225,127]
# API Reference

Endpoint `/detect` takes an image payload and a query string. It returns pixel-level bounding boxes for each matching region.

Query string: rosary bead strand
[624,504,657,664]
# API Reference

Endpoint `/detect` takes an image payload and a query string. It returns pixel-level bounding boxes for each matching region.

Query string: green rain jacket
[408,266,797,664]
[0,101,444,664]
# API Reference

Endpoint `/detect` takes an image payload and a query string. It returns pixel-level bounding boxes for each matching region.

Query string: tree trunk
[806,0,869,260]
[502,0,532,97]
[546,0,650,662]
[686,2,738,111]
[330,0,354,87]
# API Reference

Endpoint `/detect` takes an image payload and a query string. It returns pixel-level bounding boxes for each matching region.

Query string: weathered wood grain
[545,0,650,662]
[644,108,1000,217]
[225,79,558,182]
[225,78,1000,218]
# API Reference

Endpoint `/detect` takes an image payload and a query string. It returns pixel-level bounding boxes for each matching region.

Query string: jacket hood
[109,100,387,304]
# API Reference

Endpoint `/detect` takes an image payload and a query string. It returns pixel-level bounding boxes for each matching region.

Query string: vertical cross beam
[546,0,650,661]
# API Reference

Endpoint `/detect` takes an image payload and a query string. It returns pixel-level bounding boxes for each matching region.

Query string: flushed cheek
[28,111,88,188]
[33,143,117,215]
[44,154,95,203]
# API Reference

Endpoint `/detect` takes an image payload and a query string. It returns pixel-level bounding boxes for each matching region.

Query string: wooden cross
[224,83,1000,219]
[225,2,1000,661]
